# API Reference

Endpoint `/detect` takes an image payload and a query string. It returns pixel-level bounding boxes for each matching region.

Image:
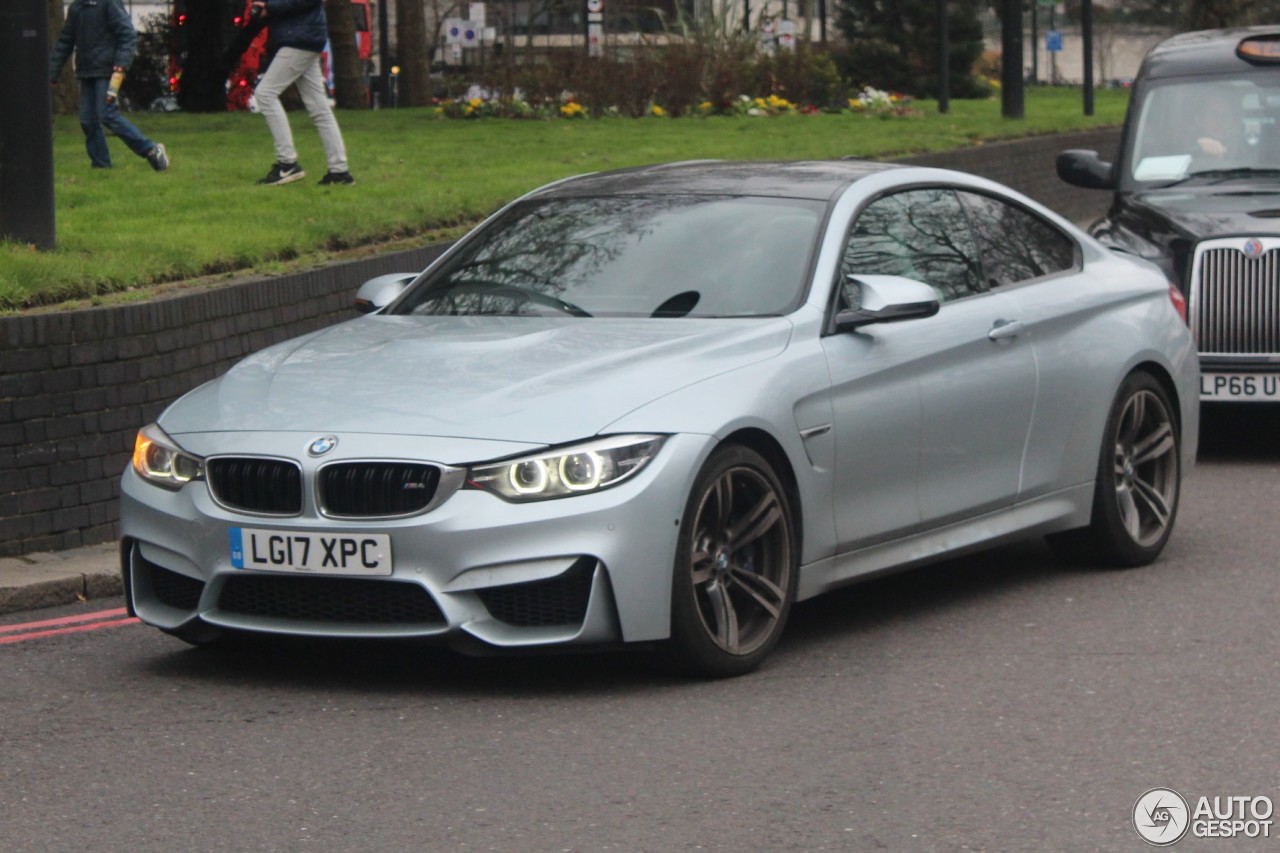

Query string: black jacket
[265,0,329,53]
[49,0,137,80]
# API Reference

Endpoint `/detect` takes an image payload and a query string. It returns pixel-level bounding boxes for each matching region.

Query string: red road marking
[0,607,130,635]
[0,608,139,644]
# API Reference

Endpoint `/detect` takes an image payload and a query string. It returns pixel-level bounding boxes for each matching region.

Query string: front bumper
[120,432,712,650]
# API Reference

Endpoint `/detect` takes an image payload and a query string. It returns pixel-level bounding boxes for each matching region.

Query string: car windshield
[1128,73,1280,186]
[392,194,824,319]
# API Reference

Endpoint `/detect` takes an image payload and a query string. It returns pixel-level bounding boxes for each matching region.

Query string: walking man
[250,0,354,186]
[49,0,169,172]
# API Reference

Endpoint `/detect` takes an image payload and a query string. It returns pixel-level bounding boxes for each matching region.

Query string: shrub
[831,39,915,96]
[753,48,846,110]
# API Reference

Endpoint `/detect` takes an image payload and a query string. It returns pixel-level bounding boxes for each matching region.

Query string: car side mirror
[834,275,940,331]
[1057,149,1116,190]
[354,273,416,314]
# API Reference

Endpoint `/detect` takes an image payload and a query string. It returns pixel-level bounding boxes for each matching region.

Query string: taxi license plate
[230,528,392,576]
[1200,373,1280,401]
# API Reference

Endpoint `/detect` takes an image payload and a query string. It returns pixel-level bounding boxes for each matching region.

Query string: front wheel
[1049,371,1181,567]
[664,445,797,677]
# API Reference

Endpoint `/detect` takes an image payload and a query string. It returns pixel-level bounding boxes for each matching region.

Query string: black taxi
[1059,27,1280,402]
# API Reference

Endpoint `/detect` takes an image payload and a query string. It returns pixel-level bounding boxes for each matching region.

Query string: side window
[957,191,1077,288]
[841,189,984,303]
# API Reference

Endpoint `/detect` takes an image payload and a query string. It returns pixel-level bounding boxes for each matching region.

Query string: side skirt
[796,484,1094,602]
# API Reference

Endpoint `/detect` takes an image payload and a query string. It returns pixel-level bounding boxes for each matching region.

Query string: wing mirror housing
[354,273,416,314]
[1057,149,1116,190]
[835,275,940,331]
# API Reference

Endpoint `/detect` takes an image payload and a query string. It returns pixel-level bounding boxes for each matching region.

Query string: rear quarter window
[957,192,1078,288]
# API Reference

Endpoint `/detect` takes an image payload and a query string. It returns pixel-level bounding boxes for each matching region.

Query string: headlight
[131,423,203,490]
[466,435,665,502]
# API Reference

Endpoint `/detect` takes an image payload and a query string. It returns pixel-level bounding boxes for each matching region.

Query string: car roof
[1140,26,1280,79]
[529,159,902,202]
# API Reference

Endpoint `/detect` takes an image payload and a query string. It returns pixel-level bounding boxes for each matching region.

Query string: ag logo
[1133,788,1190,846]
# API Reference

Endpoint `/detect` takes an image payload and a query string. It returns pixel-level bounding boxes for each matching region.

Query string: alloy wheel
[688,464,794,657]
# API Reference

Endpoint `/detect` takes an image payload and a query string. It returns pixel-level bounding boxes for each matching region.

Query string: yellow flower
[468,97,483,109]
[651,104,666,117]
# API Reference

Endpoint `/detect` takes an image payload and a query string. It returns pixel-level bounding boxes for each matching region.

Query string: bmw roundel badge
[1243,238,1265,259]
[307,435,338,457]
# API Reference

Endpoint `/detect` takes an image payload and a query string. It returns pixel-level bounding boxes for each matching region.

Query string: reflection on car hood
[160,315,792,445]
[1123,187,1280,241]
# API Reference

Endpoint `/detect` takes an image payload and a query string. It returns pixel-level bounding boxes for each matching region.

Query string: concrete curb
[0,542,121,615]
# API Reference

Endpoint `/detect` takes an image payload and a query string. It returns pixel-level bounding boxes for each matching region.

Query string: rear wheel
[1049,371,1180,567]
[665,445,797,677]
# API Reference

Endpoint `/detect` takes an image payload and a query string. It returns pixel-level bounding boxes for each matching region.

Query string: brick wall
[0,129,1120,558]
[0,245,448,557]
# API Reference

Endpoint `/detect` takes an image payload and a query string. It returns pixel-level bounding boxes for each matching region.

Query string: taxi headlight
[466,435,665,502]
[131,423,204,490]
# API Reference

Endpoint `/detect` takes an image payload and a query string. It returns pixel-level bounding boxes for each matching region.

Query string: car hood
[1118,186,1280,243]
[160,315,792,445]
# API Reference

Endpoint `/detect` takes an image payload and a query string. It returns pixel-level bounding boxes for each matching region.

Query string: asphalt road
[2,406,1278,853]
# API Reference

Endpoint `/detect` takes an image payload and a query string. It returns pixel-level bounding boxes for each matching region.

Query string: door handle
[988,319,1024,341]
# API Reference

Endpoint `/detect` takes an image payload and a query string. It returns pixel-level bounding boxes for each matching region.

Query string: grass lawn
[0,86,1128,312]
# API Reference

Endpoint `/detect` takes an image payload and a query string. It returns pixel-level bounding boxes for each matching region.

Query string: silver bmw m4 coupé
[121,160,1199,676]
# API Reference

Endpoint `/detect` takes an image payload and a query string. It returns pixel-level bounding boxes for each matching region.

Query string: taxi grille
[476,560,596,628]
[1193,246,1280,356]
[319,462,442,517]
[206,458,303,515]
[217,575,446,625]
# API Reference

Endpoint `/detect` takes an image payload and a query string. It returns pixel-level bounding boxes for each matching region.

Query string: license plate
[1199,373,1280,401]
[229,528,392,576]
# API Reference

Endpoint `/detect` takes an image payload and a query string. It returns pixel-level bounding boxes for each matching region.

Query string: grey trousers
[255,46,349,173]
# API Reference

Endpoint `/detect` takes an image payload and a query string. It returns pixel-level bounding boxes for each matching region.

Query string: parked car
[121,160,1199,677]
[1059,27,1280,403]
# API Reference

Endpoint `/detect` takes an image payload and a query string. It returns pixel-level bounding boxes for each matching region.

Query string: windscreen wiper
[1187,167,1280,185]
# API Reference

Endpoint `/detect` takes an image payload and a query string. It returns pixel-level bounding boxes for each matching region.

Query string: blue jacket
[266,0,329,53]
[49,0,137,80]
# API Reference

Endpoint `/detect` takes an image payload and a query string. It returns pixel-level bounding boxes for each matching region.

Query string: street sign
[1047,30,1063,52]
[444,17,464,44]
[778,19,796,53]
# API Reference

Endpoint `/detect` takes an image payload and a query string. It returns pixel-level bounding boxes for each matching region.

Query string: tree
[1186,0,1263,27]
[396,0,432,106]
[833,0,988,98]
[325,0,368,107]
[48,0,77,115]
[176,0,231,112]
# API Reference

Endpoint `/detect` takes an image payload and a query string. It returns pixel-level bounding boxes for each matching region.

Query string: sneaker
[256,162,305,186]
[147,143,168,172]
[319,170,355,186]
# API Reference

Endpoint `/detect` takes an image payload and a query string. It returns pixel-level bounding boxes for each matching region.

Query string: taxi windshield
[1128,75,1280,186]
